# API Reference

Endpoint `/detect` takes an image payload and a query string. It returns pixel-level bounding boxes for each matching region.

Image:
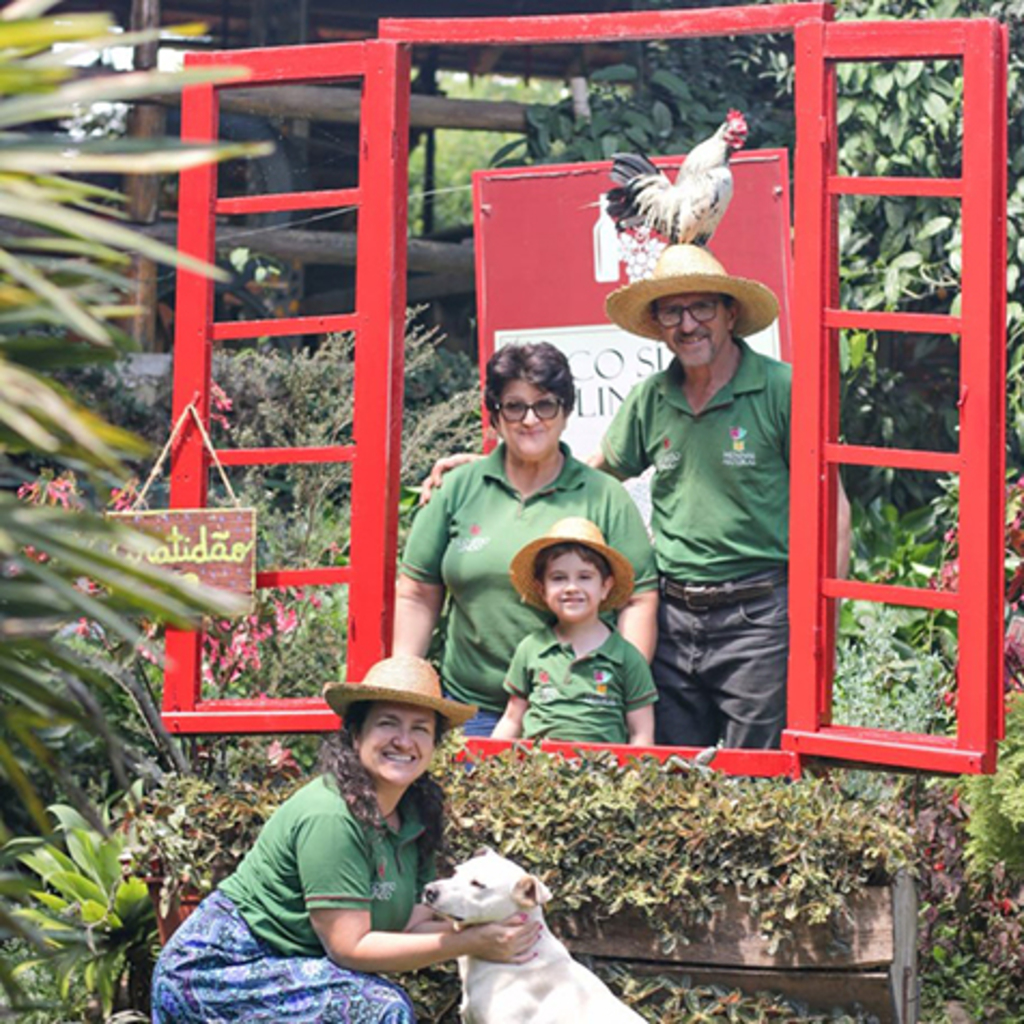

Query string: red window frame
[165,41,410,733]
[787,17,1008,774]
[165,6,1007,778]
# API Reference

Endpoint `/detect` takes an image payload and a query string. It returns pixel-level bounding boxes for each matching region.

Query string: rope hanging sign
[108,403,256,613]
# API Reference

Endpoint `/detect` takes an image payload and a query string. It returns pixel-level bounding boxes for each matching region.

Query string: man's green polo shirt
[504,626,657,743]
[601,340,790,584]
[219,775,432,957]
[400,443,657,712]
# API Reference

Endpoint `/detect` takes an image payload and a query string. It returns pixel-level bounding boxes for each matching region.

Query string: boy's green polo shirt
[601,340,790,584]
[400,443,657,712]
[219,775,432,957]
[504,626,656,743]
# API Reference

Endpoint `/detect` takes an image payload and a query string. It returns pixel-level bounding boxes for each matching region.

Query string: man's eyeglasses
[496,398,563,422]
[653,298,721,328]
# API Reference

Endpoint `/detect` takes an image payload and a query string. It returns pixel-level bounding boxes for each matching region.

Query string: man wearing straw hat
[593,244,850,750]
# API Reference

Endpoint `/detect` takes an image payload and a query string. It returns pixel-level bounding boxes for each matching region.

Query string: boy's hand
[419,452,482,506]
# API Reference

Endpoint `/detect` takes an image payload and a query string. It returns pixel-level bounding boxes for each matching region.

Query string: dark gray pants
[653,573,788,749]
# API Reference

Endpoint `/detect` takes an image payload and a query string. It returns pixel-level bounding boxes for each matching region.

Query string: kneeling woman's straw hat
[510,517,635,613]
[323,655,477,730]
[606,244,779,341]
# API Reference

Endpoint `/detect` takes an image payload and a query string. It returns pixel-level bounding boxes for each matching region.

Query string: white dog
[423,848,646,1024]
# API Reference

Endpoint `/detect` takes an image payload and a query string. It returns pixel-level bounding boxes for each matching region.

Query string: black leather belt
[661,573,784,611]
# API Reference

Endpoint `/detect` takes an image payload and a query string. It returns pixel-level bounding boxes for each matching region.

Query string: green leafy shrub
[7,805,155,1019]
[963,694,1024,876]
[908,776,1024,1021]
[122,750,910,1021]
[834,602,954,737]
[440,748,911,956]
[132,750,917,933]
[120,773,300,916]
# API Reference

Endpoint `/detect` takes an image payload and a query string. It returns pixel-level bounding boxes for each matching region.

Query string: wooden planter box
[553,873,917,1024]
[146,878,203,945]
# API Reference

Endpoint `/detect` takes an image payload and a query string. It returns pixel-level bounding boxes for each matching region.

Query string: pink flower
[110,482,139,512]
[46,477,74,509]
[273,601,298,635]
[210,382,233,431]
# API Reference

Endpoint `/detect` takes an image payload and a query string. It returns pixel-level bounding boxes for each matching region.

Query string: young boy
[492,517,656,746]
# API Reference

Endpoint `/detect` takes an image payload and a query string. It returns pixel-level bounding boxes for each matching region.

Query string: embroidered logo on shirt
[722,425,756,467]
[593,669,610,695]
[533,671,557,704]
[654,436,682,472]
[454,523,492,553]
[371,880,396,901]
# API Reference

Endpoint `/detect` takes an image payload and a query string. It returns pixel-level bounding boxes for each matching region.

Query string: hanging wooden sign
[109,508,256,608]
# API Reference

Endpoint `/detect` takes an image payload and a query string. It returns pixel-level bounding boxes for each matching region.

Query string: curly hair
[317,703,447,863]
[484,342,575,427]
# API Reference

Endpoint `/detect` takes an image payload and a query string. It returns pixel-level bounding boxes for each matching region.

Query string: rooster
[606,109,748,247]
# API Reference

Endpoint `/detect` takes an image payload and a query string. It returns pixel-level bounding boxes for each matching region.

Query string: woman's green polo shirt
[399,443,657,712]
[219,775,432,957]
[504,626,657,743]
[600,341,790,584]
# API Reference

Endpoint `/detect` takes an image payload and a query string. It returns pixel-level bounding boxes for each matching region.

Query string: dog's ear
[472,846,496,859]
[512,874,553,908]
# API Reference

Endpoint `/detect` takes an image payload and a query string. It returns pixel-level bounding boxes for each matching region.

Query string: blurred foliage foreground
[0,0,264,1015]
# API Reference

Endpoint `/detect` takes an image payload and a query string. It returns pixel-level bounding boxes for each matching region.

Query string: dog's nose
[423,885,438,905]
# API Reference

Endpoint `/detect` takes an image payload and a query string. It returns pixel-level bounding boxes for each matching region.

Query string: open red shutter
[787,18,1008,773]
[164,41,410,733]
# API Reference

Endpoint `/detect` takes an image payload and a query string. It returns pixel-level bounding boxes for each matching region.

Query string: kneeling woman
[152,655,540,1022]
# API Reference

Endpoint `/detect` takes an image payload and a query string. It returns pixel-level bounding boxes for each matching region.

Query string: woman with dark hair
[151,656,540,1023]
[394,342,658,736]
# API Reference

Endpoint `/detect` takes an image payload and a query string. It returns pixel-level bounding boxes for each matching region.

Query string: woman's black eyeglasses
[496,398,563,422]
[653,298,721,328]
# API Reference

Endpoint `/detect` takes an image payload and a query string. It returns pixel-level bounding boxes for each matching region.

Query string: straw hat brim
[510,536,635,613]
[322,682,477,729]
[606,271,779,340]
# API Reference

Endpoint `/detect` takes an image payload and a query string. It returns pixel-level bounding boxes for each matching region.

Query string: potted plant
[121,774,293,943]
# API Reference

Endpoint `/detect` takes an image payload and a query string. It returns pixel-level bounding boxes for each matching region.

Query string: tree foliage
[0,1,263,1008]
[515,0,1024,500]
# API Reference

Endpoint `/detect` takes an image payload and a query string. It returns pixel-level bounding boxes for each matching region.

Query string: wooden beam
[301,270,475,315]
[199,85,528,132]
[143,221,474,274]
[558,887,897,969]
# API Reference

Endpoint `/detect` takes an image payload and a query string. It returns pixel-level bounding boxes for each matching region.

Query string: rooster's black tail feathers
[606,152,665,228]
[609,151,659,185]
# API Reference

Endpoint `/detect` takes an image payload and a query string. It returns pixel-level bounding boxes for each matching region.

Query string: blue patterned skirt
[151,890,417,1023]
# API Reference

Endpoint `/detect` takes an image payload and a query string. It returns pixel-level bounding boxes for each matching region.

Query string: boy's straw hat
[606,243,779,340]
[510,517,635,613]
[323,655,476,729]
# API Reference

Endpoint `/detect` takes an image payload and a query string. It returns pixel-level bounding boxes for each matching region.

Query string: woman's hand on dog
[462,912,542,963]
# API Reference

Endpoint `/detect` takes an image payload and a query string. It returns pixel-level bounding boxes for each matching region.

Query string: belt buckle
[684,585,715,611]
